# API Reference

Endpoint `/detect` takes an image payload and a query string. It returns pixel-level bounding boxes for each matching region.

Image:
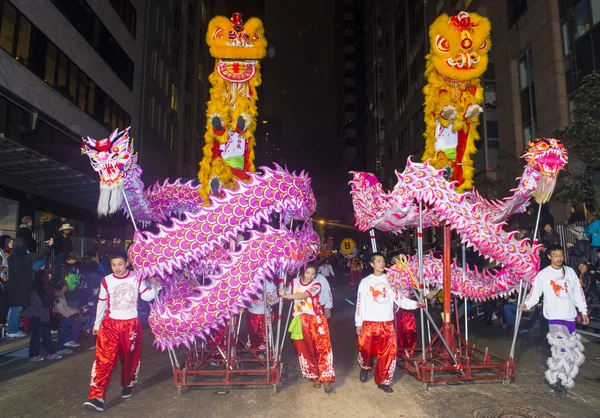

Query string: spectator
[55,252,81,283]
[40,211,58,242]
[28,270,61,361]
[94,236,109,264]
[567,204,586,225]
[539,245,551,270]
[579,262,599,311]
[568,226,590,270]
[584,214,600,265]
[53,280,86,352]
[6,237,53,338]
[318,259,335,282]
[16,216,37,253]
[79,252,103,337]
[54,223,75,266]
[0,257,8,329]
[0,235,12,281]
[541,224,560,248]
[540,206,555,233]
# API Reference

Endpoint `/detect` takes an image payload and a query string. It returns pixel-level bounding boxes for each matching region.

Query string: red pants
[350,271,361,286]
[357,321,397,385]
[293,314,335,382]
[247,312,267,351]
[395,309,417,355]
[88,317,142,401]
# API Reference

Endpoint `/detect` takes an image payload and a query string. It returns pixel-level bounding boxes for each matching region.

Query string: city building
[254,116,284,167]
[0,0,222,237]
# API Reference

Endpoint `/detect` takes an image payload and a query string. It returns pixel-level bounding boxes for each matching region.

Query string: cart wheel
[177,386,183,396]
[272,384,278,394]
[421,382,429,391]
[502,378,511,386]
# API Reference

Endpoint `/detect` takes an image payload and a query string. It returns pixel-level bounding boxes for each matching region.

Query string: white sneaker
[29,356,44,362]
[8,331,26,338]
[58,349,73,355]
[64,341,80,348]
[47,353,62,360]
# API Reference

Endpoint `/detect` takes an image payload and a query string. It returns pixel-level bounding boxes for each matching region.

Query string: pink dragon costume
[82,127,320,351]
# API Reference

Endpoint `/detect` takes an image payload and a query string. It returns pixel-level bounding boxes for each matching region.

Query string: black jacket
[569,239,591,270]
[53,233,73,255]
[7,250,48,308]
[16,225,36,253]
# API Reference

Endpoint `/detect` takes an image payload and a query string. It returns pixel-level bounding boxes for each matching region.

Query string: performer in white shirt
[280,265,335,393]
[519,244,588,393]
[316,273,333,319]
[318,260,335,280]
[355,252,420,393]
[84,253,160,412]
[247,279,278,353]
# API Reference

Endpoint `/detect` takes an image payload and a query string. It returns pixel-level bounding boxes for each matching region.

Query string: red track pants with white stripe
[88,317,142,401]
[357,321,397,385]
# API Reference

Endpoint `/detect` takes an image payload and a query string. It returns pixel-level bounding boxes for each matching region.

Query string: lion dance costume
[198,13,267,199]
[421,11,491,192]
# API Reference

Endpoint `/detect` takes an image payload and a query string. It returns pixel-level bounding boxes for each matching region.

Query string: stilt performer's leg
[545,321,585,389]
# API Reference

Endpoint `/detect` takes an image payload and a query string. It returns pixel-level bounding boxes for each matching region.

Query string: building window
[108,0,137,37]
[174,5,181,32]
[16,14,31,66]
[171,84,178,111]
[149,97,155,129]
[573,0,591,41]
[169,124,176,150]
[0,1,16,54]
[184,103,190,127]
[172,43,179,70]
[188,1,195,26]
[185,68,192,92]
[518,50,537,148]
[507,0,527,28]
[187,35,194,60]
[157,104,162,133]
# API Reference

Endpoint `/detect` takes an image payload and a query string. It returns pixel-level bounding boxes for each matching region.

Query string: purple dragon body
[83,129,320,351]
[349,139,568,300]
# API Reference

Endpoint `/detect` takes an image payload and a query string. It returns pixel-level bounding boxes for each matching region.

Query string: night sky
[223,0,342,220]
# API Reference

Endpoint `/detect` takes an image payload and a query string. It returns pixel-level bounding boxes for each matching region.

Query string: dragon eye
[112,146,119,153]
[436,36,450,52]
[479,40,487,50]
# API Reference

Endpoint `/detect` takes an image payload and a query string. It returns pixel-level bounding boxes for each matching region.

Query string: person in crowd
[567,204,586,225]
[355,253,421,393]
[280,264,334,393]
[40,211,58,242]
[315,272,333,319]
[578,262,599,312]
[246,279,278,355]
[54,223,75,266]
[28,270,61,362]
[6,237,52,338]
[79,252,104,338]
[318,259,335,284]
[584,213,600,265]
[54,279,86,352]
[0,257,8,329]
[539,245,551,270]
[542,223,560,248]
[568,226,590,270]
[84,253,161,412]
[56,252,81,285]
[16,216,37,253]
[349,257,363,287]
[519,244,588,393]
[0,235,11,282]
[94,237,110,264]
[540,206,555,234]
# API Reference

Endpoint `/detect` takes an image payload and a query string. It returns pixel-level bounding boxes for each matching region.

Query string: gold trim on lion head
[429,11,491,81]
[207,13,267,60]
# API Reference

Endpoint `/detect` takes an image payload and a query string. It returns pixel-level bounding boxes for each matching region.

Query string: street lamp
[319,220,325,225]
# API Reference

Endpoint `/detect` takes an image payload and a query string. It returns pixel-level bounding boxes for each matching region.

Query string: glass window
[593,0,600,25]
[486,120,499,138]
[16,15,31,66]
[171,84,178,111]
[0,2,17,54]
[169,124,176,150]
[573,0,591,40]
[77,71,88,110]
[111,100,118,129]
[45,43,57,85]
[104,96,111,126]
[172,43,179,70]
[56,52,68,96]
[68,62,78,103]
[561,21,570,56]
[484,82,497,108]
[87,80,96,114]
[184,103,190,127]
[117,107,124,129]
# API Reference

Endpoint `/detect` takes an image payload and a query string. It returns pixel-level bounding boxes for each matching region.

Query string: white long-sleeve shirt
[355,274,418,326]
[94,270,160,330]
[247,280,278,314]
[524,264,588,320]
[316,274,333,309]
[318,263,335,277]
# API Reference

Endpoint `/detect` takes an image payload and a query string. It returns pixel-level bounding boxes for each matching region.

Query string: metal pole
[169,347,180,368]
[509,204,543,359]
[274,270,286,363]
[418,202,426,362]
[462,244,469,344]
[369,228,377,252]
[121,189,138,232]
[264,280,270,380]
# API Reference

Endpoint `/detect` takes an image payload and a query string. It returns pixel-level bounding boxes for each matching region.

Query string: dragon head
[82,128,136,215]
[428,12,491,81]
[522,138,568,203]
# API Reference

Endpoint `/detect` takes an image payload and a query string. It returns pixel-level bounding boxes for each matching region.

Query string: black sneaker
[121,387,133,398]
[83,398,104,412]
[359,369,369,382]
[378,384,394,393]
[210,178,220,196]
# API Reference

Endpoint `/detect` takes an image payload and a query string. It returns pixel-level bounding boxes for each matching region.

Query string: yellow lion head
[428,12,491,81]
[206,13,267,60]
